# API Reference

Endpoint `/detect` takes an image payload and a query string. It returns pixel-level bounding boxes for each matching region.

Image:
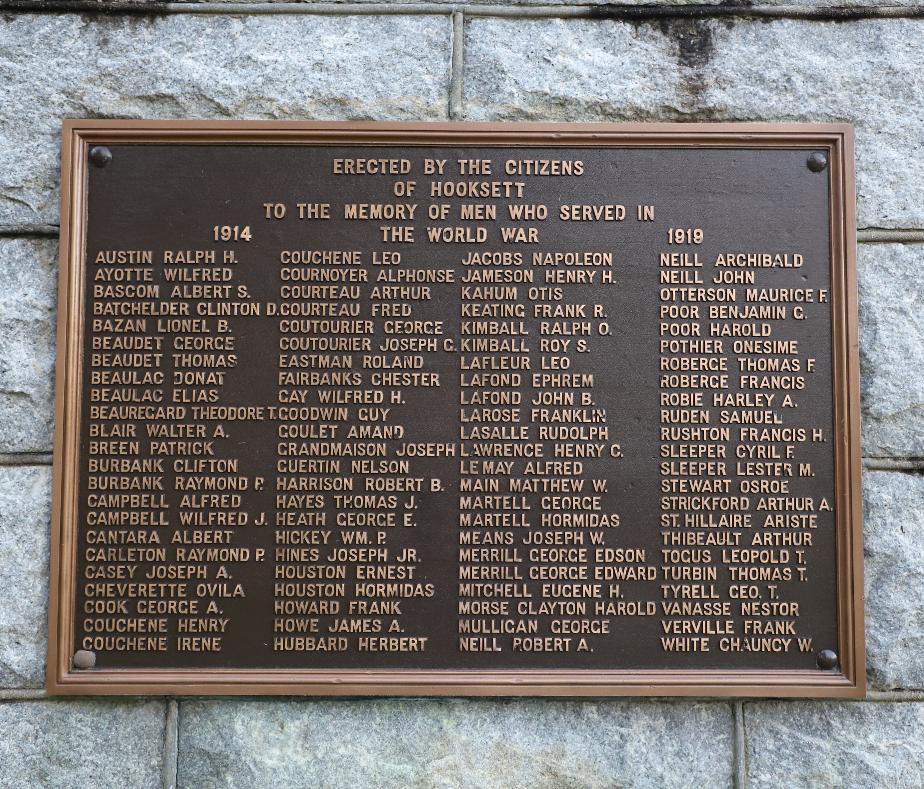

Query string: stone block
[0,238,57,453]
[0,699,165,788]
[864,470,924,690]
[858,244,924,458]
[745,700,924,788]
[178,698,734,788]
[0,466,51,689]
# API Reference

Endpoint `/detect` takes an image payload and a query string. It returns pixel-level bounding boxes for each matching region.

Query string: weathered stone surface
[178,699,733,788]
[0,699,165,788]
[865,471,924,690]
[745,701,924,788]
[465,18,924,228]
[701,20,924,231]
[464,20,683,123]
[0,239,57,453]
[858,244,924,457]
[0,13,450,228]
[0,466,50,688]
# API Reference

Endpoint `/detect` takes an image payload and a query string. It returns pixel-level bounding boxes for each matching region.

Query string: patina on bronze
[48,121,864,697]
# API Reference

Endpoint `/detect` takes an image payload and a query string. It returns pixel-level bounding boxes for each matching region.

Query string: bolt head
[816,649,838,670]
[807,152,828,172]
[89,146,112,168]
[73,649,96,670]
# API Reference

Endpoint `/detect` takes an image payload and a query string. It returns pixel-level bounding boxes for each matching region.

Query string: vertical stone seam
[734,701,747,789]
[162,699,179,789]
[449,10,464,119]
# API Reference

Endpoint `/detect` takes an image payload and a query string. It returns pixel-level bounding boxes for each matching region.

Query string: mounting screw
[89,146,112,168]
[816,649,838,670]
[807,152,828,172]
[73,649,96,670]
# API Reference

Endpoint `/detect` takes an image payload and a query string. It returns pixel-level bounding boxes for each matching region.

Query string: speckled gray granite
[0,466,50,688]
[865,471,924,690]
[0,13,450,228]
[178,699,734,788]
[858,244,924,458]
[0,699,166,788]
[465,18,924,229]
[745,701,924,788]
[465,21,683,122]
[0,239,57,453]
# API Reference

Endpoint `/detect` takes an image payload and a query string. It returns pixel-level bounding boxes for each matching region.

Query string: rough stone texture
[465,18,924,229]
[745,701,924,788]
[0,466,51,688]
[0,239,57,453]
[0,699,165,788]
[858,244,924,458]
[0,13,450,228]
[864,471,924,690]
[464,20,684,122]
[178,699,734,788]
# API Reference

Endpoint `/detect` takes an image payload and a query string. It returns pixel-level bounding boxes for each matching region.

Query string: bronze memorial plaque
[48,121,863,697]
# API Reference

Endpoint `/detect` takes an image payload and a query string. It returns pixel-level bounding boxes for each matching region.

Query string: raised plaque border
[48,120,864,697]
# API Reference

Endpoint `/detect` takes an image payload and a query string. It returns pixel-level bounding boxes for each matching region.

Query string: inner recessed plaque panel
[49,123,863,696]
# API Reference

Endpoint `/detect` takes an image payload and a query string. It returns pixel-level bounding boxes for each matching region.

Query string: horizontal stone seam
[0,690,193,702]
[0,690,773,700]
[743,691,924,702]
[3,226,924,242]
[857,229,924,242]
[866,690,924,701]
[0,688,47,700]
[864,458,924,472]
[3,1,924,19]
[0,453,53,466]
[4,689,924,701]
[163,695,849,703]
[0,226,58,238]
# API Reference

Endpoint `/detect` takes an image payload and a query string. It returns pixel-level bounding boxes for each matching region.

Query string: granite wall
[1,2,922,786]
